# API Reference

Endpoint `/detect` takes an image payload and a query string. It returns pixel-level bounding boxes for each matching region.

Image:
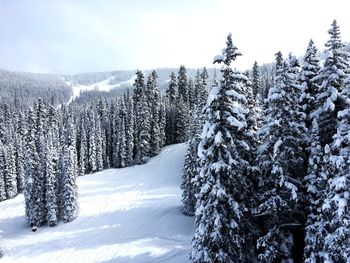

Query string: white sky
[0,0,349,74]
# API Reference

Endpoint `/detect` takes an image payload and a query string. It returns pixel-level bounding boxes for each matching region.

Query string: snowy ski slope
[66,73,137,104]
[0,143,194,263]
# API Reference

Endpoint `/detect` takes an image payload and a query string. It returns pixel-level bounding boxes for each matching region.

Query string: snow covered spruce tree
[14,113,26,192]
[181,68,210,216]
[255,53,307,262]
[95,117,104,171]
[0,141,7,201]
[175,94,190,143]
[175,66,191,143]
[188,78,196,111]
[319,74,350,262]
[87,110,97,173]
[244,75,262,201]
[22,101,80,229]
[191,33,255,262]
[300,39,321,129]
[59,109,79,223]
[302,39,325,263]
[165,72,178,145]
[125,91,134,166]
[0,104,18,201]
[110,99,120,168]
[3,143,17,199]
[78,118,87,176]
[178,65,189,103]
[181,130,200,216]
[133,70,151,164]
[166,72,178,105]
[312,20,349,147]
[97,97,109,169]
[304,21,350,262]
[147,70,163,156]
[45,130,58,226]
[252,61,261,102]
[303,118,327,263]
[24,108,41,228]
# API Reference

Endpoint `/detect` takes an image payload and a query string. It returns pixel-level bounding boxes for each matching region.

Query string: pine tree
[193,68,209,112]
[312,20,350,147]
[191,33,254,262]
[45,131,58,227]
[0,104,18,200]
[95,117,104,171]
[320,75,350,262]
[135,90,151,164]
[1,103,14,146]
[148,71,162,156]
[165,101,177,145]
[300,39,321,128]
[255,54,306,262]
[175,95,190,143]
[97,97,109,169]
[60,112,78,223]
[4,143,17,199]
[133,71,147,163]
[244,76,262,213]
[252,61,261,101]
[166,72,178,105]
[111,99,120,167]
[87,110,97,173]
[118,117,127,168]
[125,92,134,166]
[32,99,47,226]
[0,106,4,143]
[194,70,202,105]
[0,141,6,201]
[200,67,209,94]
[159,100,167,148]
[165,72,179,145]
[14,113,26,192]
[78,120,87,176]
[301,40,326,263]
[303,119,328,262]
[181,109,203,216]
[177,65,188,102]
[133,71,151,164]
[188,78,195,111]
[24,108,41,226]
[181,68,210,217]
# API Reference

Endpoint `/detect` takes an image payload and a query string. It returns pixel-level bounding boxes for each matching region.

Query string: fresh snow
[0,143,194,263]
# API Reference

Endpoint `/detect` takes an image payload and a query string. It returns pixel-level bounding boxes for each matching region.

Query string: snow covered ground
[0,143,194,263]
[66,73,137,104]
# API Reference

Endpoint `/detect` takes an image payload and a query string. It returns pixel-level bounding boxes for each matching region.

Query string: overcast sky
[0,0,349,74]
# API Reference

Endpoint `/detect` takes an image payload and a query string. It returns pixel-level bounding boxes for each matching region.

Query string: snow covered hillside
[0,143,194,263]
[66,74,137,104]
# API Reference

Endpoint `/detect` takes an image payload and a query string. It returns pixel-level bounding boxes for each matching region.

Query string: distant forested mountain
[0,70,72,109]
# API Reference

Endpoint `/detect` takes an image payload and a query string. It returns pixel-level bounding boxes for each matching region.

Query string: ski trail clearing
[65,74,137,105]
[0,143,194,263]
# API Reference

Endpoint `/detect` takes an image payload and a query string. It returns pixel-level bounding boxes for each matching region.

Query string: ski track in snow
[66,74,137,104]
[0,144,194,263]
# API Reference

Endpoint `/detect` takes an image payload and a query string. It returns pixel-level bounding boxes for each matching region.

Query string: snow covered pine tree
[191,33,255,263]
[181,68,209,217]
[304,20,350,262]
[255,53,306,262]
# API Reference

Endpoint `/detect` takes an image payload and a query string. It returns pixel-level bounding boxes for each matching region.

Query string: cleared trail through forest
[0,143,194,263]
